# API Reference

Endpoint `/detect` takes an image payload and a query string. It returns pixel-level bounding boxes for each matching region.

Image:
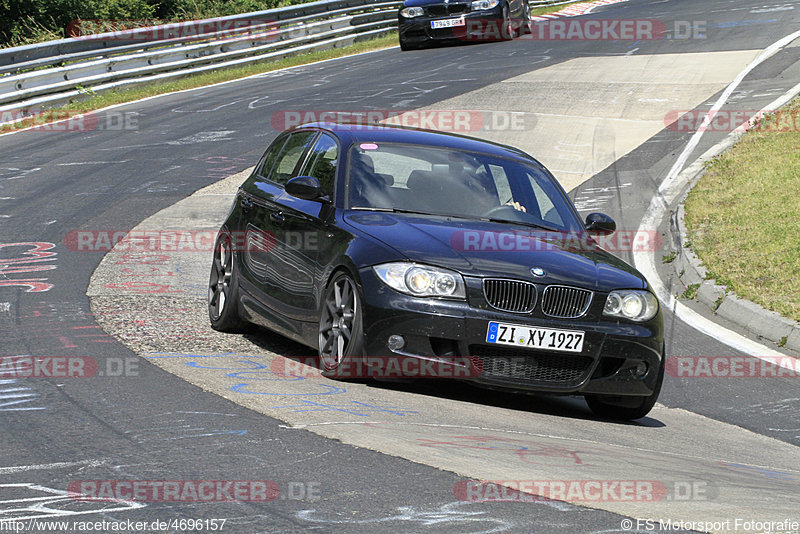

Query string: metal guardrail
[0,0,401,114]
[0,0,396,67]
[0,0,572,115]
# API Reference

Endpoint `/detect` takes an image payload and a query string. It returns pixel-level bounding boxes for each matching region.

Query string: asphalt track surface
[2,0,800,532]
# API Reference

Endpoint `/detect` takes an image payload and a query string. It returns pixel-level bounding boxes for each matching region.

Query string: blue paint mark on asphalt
[144,352,418,414]
[720,462,797,481]
[227,370,305,381]
[186,359,267,370]
[231,383,347,395]
[715,19,778,28]
[146,351,238,359]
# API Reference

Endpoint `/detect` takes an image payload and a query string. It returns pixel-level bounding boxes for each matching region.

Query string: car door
[237,129,317,324]
[268,132,346,324]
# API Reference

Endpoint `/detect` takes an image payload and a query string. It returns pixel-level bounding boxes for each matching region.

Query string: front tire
[521,0,532,34]
[585,356,665,420]
[319,272,365,378]
[208,234,248,332]
[500,5,518,40]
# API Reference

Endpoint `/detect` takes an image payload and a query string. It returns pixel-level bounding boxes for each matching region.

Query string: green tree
[2,0,155,46]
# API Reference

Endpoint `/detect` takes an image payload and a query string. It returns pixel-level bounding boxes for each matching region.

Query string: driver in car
[448,153,527,214]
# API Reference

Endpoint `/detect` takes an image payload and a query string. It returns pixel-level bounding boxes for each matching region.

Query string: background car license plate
[486,321,585,353]
[431,17,465,29]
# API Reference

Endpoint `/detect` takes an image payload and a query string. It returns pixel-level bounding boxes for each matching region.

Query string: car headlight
[373,262,466,298]
[471,0,500,10]
[401,6,425,17]
[603,290,659,322]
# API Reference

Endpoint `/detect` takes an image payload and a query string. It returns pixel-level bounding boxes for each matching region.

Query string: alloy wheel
[319,274,360,369]
[209,238,232,321]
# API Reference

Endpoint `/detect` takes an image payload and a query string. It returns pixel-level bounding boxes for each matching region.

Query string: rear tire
[585,354,665,420]
[208,234,249,333]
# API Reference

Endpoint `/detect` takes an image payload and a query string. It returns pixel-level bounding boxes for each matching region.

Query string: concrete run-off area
[88,166,800,530]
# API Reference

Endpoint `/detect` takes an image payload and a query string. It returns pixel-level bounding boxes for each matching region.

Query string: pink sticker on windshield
[360,143,378,150]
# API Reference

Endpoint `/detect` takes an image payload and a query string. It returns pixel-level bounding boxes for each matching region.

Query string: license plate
[431,17,465,29]
[486,321,585,353]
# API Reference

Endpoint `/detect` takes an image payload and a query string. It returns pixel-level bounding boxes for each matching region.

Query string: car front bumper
[398,10,511,45]
[357,267,664,397]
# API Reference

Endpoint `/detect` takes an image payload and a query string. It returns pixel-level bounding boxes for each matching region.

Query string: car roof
[292,122,536,163]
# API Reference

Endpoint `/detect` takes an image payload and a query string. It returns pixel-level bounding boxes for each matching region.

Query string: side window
[528,171,565,226]
[301,133,338,197]
[266,131,316,186]
[486,164,512,203]
[256,134,289,180]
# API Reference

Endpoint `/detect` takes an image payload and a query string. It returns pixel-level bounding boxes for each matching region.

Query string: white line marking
[0,460,103,475]
[634,29,800,363]
[661,31,800,191]
[0,483,145,519]
[166,130,235,145]
[56,161,131,166]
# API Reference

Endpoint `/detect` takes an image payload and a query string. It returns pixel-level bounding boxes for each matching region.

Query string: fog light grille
[469,345,592,383]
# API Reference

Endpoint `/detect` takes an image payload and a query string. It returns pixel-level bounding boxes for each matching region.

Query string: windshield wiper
[350,207,432,215]
[483,218,560,232]
[350,207,476,220]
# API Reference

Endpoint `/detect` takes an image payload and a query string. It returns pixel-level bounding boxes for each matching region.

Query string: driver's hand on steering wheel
[505,201,526,212]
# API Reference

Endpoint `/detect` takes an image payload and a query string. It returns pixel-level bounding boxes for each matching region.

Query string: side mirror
[286,176,325,201]
[584,212,616,235]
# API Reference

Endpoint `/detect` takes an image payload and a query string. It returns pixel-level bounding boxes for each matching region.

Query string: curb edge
[670,167,800,354]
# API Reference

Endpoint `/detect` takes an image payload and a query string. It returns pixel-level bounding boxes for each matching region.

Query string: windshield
[346,142,581,231]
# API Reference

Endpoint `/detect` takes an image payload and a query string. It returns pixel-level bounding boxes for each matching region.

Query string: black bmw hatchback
[208,123,664,420]
[398,0,532,50]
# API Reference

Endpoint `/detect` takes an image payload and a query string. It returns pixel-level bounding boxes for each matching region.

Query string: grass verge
[683,96,800,322]
[1,33,397,133]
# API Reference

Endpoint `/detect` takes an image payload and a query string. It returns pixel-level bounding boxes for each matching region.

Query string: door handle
[270,212,285,225]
